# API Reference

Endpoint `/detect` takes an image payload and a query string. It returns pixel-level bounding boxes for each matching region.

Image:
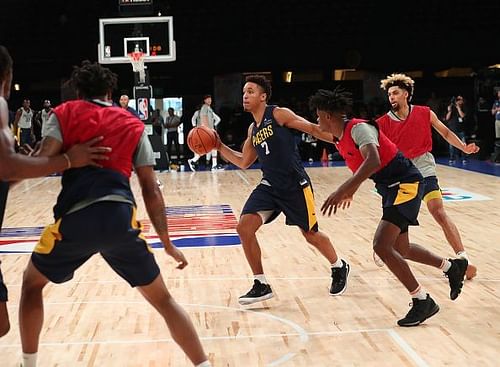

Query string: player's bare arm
[321,143,380,216]
[273,107,334,143]
[35,135,111,169]
[135,165,187,269]
[430,111,479,154]
[217,124,258,169]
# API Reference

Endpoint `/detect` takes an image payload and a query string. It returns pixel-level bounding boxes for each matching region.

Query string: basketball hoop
[127,51,146,84]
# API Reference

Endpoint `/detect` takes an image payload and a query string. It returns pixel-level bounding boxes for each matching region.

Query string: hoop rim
[127,51,145,62]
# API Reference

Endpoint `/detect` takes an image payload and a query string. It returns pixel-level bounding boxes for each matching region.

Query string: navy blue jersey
[251,105,309,191]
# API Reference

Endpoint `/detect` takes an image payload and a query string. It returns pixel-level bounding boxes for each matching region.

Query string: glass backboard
[98,16,176,64]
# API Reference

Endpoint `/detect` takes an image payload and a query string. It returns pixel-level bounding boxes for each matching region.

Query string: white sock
[456,251,469,261]
[410,286,427,300]
[331,258,343,268]
[195,361,211,367]
[440,259,452,272]
[254,274,268,284]
[22,352,37,367]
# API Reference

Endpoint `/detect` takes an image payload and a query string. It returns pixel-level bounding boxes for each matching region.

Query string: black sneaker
[238,280,274,305]
[445,258,468,300]
[330,259,350,296]
[397,294,440,327]
[187,159,197,172]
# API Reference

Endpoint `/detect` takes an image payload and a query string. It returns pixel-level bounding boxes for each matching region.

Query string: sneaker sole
[238,292,274,305]
[466,264,477,280]
[398,304,440,327]
[329,263,350,296]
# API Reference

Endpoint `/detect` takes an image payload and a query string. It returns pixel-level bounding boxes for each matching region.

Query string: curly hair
[0,45,13,83]
[308,87,353,114]
[245,74,272,102]
[70,60,117,99]
[380,73,414,99]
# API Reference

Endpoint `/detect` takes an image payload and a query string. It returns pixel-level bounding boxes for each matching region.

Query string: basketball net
[127,51,146,84]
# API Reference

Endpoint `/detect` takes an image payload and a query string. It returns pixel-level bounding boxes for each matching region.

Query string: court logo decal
[0,204,241,254]
[441,187,492,201]
[372,187,492,202]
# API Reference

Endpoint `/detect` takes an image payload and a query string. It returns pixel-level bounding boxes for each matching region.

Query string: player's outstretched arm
[430,111,479,154]
[273,107,334,143]
[217,124,258,169]
[321,143,380,216]
[135,165,187,269]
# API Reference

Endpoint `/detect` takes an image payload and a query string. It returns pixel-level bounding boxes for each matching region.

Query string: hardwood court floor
[1,164,499,366]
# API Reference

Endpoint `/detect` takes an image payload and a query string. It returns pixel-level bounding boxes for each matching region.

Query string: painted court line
[1,301,309,367]
[5,273,499,288]
[388,329,430,367]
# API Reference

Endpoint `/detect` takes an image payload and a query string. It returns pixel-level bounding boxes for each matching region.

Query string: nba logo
[104,46,111,58]
[137,98,149,121]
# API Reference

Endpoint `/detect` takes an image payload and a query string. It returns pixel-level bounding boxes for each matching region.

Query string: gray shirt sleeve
[42,113,63,142]
[351,123,379,148]
[133,130,157,167]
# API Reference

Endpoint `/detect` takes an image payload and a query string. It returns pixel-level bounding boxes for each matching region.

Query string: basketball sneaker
[238,280,273,305]
[445,258,468,300]
[187,159,197,172]
[330,259,350,295]
[397,294,440,327]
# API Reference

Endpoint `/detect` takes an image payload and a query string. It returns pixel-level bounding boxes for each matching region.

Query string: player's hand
[321,190,353,216]
[19,143,34,156]
[164,244,188,269]
[463,142,480,154]
[66,136,111,168]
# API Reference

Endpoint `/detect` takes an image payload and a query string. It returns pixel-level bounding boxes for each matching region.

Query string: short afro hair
[70,60,117,99]
[245,74,272,102]
[380,73,414,100]
[309,86,353,115]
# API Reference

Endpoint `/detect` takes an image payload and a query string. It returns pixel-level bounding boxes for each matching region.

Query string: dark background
[2,0,498,102]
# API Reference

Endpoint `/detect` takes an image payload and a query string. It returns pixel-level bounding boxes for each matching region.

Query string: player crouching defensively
[309,88,467,327]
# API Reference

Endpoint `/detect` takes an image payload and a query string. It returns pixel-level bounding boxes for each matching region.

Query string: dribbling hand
[164,245,188,269]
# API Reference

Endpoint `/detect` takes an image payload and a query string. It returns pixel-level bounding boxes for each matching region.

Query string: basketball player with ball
[215,74,350,305]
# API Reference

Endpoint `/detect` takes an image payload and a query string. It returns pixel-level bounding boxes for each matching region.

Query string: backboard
[98,16,176,64]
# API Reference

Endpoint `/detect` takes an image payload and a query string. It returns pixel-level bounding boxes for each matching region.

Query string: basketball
[187,126,218,155]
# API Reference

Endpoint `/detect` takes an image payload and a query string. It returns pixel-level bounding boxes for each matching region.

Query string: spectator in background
[445,95,468,164]
[118,94,139,118]
[165,107,181,164]
[33,100,53,143]
[13,99,34,146]
[151,108,164,136]
[188,95,224,171]
[476,96,495,159]
[492,89,500,141]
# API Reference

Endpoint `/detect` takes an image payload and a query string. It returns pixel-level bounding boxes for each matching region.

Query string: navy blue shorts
[31,201,160,287]
[0,264,7,302]
[422,176,442,203]
[241,182,318,232]
[376,181,424,233]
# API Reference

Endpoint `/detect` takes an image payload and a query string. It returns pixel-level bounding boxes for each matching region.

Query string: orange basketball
[187,126,218,155]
